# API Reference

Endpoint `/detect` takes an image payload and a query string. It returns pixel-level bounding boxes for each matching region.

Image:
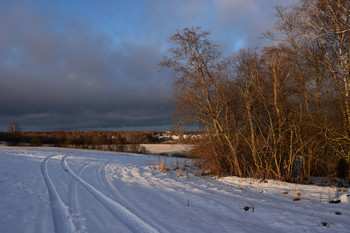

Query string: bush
[190,135,230,177]
[30,137,43,146]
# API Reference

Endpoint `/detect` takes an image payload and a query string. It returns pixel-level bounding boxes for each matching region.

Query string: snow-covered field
[0,146,349,233]
[141,144,193,155]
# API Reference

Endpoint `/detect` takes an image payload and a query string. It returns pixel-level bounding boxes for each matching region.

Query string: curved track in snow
[60,155,160,233]
[41,155,76,233]
[100,163,133,210]
[3,147,350,233]
[67,161,95,233]
[100,163,169,233]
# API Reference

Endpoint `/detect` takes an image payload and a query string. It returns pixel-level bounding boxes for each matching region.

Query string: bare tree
[160,1,350,180]
[301,0,350,131]
[160,27,242,176]
[8,123,20,134]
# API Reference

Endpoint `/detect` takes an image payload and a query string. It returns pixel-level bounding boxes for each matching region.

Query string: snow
[0,147,349,233]
[141,144,193,155]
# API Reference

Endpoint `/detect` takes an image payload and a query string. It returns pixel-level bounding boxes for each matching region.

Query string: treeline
[161,0,350,181]
[0,131,160,149]
[0,130,201,153]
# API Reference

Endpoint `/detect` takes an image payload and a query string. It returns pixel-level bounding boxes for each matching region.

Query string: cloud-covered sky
[0,0,297,131]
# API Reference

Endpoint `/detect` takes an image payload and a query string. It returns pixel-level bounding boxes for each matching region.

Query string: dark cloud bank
[0,0,297,131]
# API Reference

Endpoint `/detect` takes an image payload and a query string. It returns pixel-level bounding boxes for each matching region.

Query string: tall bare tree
[302,0,350,131]
[160,27,242,176]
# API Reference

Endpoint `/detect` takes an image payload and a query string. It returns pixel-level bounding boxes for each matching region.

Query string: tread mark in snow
[68,162,94,233]
[61,155,160,233]
[41,155,76,233]
[100,163,170,233]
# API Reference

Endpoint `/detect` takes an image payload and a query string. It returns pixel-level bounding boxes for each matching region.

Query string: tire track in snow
[69,161,94,213]
[61,155,160,233]
[100,163,132,207]
[100,163,169,233]
[41,155,76,233]
[68,161,94,233]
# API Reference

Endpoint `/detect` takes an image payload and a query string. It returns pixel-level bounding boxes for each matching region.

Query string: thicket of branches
[160,0,350,181]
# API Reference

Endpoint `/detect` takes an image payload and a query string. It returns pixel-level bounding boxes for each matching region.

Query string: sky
[0,0,298,131]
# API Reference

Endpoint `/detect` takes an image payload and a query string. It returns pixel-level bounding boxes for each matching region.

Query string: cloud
[209,0,298,52]
[0,0,298,131]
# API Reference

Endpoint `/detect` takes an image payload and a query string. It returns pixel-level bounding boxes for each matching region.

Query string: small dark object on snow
[321,221,329,227]
[243,206,250,211]
[329,200,341,204]
[335,211,343,215]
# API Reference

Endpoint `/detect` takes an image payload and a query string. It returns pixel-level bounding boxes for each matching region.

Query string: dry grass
[158,156,169,172]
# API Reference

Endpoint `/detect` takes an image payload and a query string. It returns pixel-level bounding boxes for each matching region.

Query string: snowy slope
[0,146,349,233]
